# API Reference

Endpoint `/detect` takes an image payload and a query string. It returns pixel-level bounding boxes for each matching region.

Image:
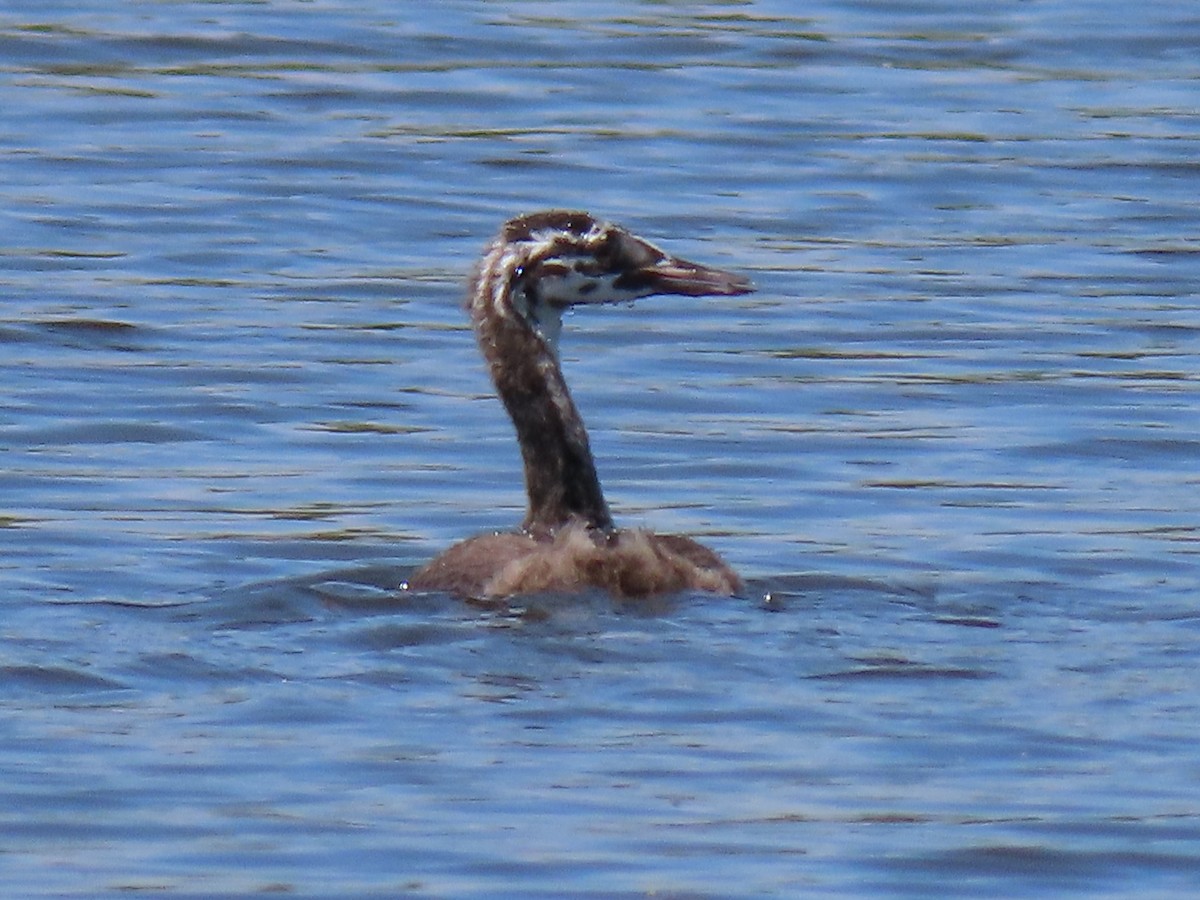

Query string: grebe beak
[636,254,755,298]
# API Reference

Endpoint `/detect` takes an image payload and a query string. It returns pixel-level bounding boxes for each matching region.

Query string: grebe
[410,210,752,599]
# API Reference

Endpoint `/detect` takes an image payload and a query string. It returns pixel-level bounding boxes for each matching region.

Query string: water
[2,1,1198,896]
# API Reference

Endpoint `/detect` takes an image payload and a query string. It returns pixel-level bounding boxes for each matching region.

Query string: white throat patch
[521,293,565,354]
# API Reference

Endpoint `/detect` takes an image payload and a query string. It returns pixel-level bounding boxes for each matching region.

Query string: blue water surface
[2,1,1198,896]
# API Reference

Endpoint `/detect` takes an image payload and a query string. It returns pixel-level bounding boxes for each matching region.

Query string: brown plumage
[409,210,752,599]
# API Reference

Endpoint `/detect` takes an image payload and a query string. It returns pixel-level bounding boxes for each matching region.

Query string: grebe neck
[471,257,613,538]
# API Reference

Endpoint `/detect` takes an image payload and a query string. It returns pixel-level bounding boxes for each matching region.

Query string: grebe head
[471,210,753,352]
